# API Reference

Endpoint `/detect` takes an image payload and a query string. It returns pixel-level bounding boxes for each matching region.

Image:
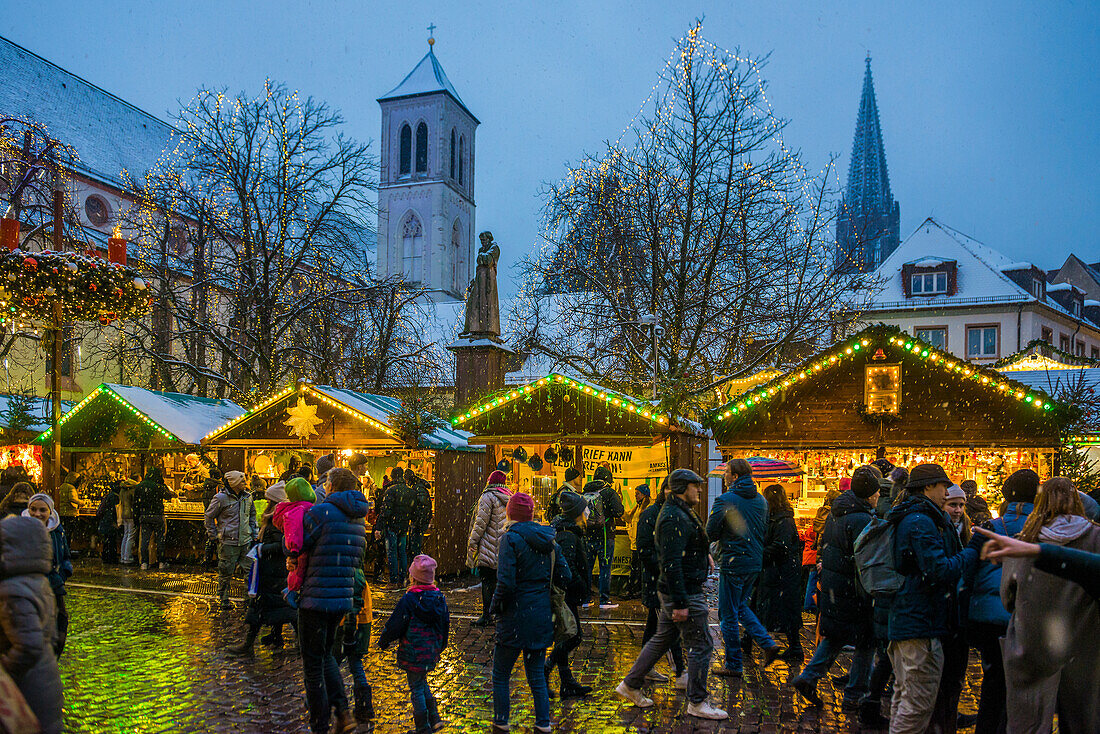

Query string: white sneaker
[644,669,669,683]
[140,563,148,570]
[615,682,654,708]
[686,701,728,720]
[599,603,619,610]
[674,673,688,690]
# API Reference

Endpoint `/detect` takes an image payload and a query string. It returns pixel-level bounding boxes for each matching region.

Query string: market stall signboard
[707,324,1064,450]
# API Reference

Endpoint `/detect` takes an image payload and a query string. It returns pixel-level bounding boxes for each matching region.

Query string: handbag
[0,663,39,734]
[550,545,578,643]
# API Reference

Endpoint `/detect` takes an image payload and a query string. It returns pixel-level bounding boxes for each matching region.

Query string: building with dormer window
[848,218,1100,362]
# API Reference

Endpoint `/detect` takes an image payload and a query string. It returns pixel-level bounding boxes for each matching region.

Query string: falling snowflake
[284,397,324,439]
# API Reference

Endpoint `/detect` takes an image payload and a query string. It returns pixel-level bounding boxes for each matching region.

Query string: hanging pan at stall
[710,456,804,479]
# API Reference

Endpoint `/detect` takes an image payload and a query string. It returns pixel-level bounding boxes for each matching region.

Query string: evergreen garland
[0,249,150,325]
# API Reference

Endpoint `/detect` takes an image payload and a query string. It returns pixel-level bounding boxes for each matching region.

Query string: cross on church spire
[428,23,437,47]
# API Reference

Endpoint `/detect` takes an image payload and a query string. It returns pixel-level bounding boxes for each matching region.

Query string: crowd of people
[3,451,1100,733]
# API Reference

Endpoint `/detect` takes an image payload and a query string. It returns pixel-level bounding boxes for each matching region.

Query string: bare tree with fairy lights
[513,24,872,414]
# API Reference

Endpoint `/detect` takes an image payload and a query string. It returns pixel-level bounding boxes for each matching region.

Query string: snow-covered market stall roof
[705,324,1067,451]
[450,373,704,446]
[35,384,245,449]
[202,382,476,452]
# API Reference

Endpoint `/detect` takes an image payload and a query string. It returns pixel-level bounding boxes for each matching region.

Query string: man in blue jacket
[706,459,782,675]
[885,463,978,734]
[296,467,367,734]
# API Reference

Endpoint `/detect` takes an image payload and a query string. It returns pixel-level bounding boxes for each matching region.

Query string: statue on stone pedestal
[462,231,501,339]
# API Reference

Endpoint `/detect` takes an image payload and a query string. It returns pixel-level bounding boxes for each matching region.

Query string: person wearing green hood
[204,470,259,609]
[274,477,318,608]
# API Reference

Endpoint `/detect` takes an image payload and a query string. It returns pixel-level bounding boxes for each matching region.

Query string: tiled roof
[0,35,176,187]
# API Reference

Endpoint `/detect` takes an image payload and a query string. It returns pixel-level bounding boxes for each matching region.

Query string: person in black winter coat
[636,479,685,684]
[406,471,433,560]
[378,468,416,584]
[583,466,625,607]
[95,483,120,563]
[791,465,882,708]
[545,491,593,699]
[228,496,296,656]
[754,485,804,660]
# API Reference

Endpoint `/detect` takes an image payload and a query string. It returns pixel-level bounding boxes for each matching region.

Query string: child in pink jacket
[272,477,316,605]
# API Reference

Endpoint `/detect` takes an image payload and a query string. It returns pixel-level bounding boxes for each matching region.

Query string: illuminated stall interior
[202,381,481,573]
[707,325,1066,518]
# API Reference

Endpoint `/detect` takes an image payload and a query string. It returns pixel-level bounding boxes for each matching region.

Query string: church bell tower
[377,29,478,300]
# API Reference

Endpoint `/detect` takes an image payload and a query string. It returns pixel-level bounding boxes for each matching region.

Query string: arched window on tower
[451,220,462,292]
[458,136,465,185]
[399,124,411,176]
[449,129,456,179]
[415,122,428,174]
[401,213,423,282]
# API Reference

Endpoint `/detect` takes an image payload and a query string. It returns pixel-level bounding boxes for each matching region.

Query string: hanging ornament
[283,397,324,439]
[44,287,56,297]
[22,257,37,270]
[88,283,97,292]
[133,278,146,290]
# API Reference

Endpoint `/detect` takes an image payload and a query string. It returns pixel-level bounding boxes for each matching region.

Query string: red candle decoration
[108,236,127,266]
[0,219,19,251]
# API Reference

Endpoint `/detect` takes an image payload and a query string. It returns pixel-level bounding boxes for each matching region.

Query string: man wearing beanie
[884,463,978,734]
[619,469,727,720]
[582,466,625,610]
[547,491,593,699]
[548,466,583,520]
[962,468,1038,734]
[792,465,882,708]
[204,469,259,609]
[467,469,512,626]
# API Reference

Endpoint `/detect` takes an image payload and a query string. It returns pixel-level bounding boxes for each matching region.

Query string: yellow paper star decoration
[284,397,324,439]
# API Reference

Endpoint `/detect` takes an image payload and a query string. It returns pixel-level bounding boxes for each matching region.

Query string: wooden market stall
[450,372,709,578]
[32,383,245,557]
[201,381,483,575]
[706,324,1067,518]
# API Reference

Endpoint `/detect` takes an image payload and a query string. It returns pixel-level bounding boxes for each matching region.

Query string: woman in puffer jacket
[467,470,512,627]
[1000,477,1100,734]
[0,515,63,734]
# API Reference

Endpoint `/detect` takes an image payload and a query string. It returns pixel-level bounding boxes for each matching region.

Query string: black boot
[407,710,431,734]
[859,699,890,729]
[260,627,284,649]
[227,625,259,656]
[559,668,592,699]
[354,684,374,721]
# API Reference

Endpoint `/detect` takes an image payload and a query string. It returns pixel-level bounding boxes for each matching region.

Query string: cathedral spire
[835,55,900,273]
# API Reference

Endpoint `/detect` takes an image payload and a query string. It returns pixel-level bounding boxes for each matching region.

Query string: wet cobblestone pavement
[61,561,982,732]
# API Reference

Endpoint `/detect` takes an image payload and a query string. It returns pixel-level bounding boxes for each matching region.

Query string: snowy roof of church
[378,48,478,122]
[863,217,1098,326]
[0,35,177,187]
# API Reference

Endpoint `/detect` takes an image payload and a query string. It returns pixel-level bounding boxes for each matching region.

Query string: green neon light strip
[38,385,176,442]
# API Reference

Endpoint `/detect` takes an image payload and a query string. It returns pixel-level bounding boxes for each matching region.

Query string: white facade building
[376,41,478,301]
[853,218,1100,363]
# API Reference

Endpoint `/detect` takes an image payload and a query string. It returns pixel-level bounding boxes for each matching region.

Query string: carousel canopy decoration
[706,325,1056,427]
[451,373,671,427]
[0,249,149,326]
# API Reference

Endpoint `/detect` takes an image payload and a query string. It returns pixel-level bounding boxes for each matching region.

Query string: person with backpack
[791,465,881,708]
[378,467,416,584]
[490,493,570,733]
[582,466,624,609]
[407,471,433,560]
[959,468,1037,734]
[547,467,582,520]
[134,467,177,570]
[706,458,782,676]
[616,469,727,720]
[204,470,259,609]
[545,490,593,699]
[883,463,978,734]
[467,470,512,627]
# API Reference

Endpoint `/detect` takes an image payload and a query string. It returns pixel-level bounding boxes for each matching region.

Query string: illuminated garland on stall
[37,384,176,442]
[451,373,671,427]
[706,327,1055,426]
[0,249,149,327]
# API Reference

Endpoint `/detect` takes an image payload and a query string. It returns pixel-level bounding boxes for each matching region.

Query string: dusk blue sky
[5,1,1097,295]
